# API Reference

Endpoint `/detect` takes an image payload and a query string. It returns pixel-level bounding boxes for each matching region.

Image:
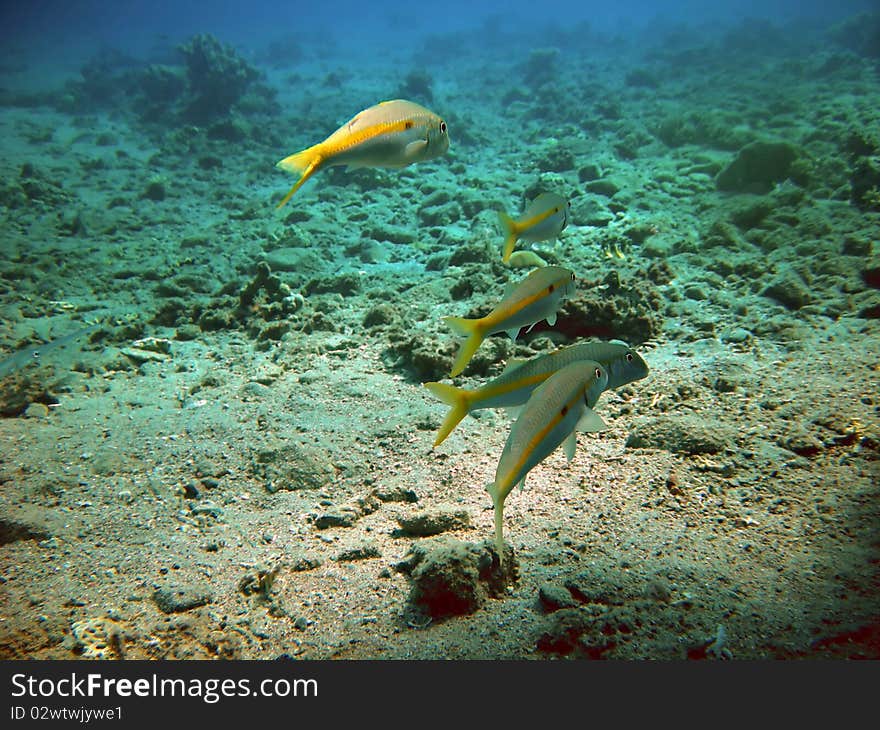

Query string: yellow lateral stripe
[504,389,583,494]
[484,272,569,329]
[477,372,547,402]
[519,205,558,230]
[324,119,413,158]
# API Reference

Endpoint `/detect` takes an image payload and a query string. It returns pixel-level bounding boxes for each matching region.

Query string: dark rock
[396,506,471,537]
[578,164,601,182]
[363,304,396,328]
[536,606,616,658]
[304,273,361,297]
[584,179,620,197]
[314,509,360,529]
[174,324,201,341]
[716,141,798,194]
[374,486,419,503]
[536,143,575,173]
[403,538,517,619]
[564,571,627,606]
[289,552,322,572]
[142,179,166,201]
[570,196,613,227]
[626,415,735,455]
[763,269,812,309]
[729,197,774,229]
[538,582,580,613]
[850,156,880,211]
[862,266,880,289]
[368,224,417,245]
[842,236,871,257]
[153,583,212,613]
[335,540,381,562]
[0,518,50,546]
[263,247,322,275]
[418,200,463,227]
[778,426,823,457]
[448,242,491,267]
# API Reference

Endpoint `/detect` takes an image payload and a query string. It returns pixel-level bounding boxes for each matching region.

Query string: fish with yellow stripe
[486,360,609,562]
[275,99,450,208]
[424,340,648,447]
[443,265,576,377]
[498,193,570,264]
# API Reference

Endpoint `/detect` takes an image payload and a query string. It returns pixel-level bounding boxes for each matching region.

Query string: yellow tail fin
[275,145,323,208]
[443,316,484,377]
[424,382,473,447]
[498,211,519,264]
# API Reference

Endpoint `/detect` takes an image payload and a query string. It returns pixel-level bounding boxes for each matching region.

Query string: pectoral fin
[404,139,428,161]
[563,431,577,462]
[503,405,524,420]
[576,408,607,433]
[506,327,520,341]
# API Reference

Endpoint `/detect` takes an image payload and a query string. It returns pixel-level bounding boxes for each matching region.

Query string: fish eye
[570,272,576,281]
[595,367,602,379]
[626,353,634,362]
[440,121,447,134]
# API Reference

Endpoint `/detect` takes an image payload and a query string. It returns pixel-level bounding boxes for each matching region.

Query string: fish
[498,193,570,264]
[424,340,648,447]
[486,360,609,561]
[275,99,450,207]
[443,265,576,377]
[0,323,100,380]
[507,250,548,269]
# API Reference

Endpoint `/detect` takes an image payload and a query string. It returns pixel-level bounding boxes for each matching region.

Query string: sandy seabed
[1,18,878,659]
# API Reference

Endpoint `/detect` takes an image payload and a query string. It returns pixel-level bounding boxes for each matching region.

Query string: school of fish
[275,99,650,569]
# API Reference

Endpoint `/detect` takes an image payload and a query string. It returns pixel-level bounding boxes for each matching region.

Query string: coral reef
[178,34,261,123]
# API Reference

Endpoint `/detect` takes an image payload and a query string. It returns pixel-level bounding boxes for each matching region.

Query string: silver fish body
[424,340,648,447]
[0,324,100,380]
[486,360,608,559]
[443,266,576,377]
[499,193,570,263]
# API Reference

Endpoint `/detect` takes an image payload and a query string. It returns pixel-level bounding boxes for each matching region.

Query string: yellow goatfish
[498,193,570,264]
[486,361,608,562]
[443,266,576,377]
[275,99,450,207]
[425,340,648,447]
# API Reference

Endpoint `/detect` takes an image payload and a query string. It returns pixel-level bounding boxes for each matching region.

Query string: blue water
[3,0,877,60]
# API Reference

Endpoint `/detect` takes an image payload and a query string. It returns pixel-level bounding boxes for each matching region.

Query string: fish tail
[498,210,519,264]
[424,382,472,447]
[275,145,324,208]
[442,316,485,377]
[486,481,506,565]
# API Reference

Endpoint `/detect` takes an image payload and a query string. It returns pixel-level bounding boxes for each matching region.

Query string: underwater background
[0,0,878,659]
